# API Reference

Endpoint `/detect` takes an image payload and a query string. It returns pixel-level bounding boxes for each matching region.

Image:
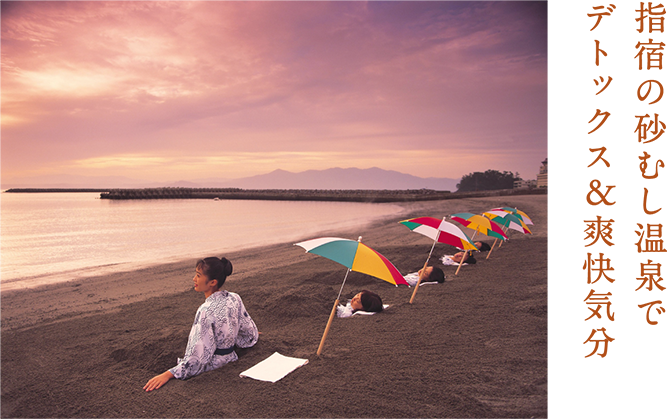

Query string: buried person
[143,257,258,392]
[404,266,446,286]
[442,251,477,265]
[337,290,384,318]
[474,241,492,252]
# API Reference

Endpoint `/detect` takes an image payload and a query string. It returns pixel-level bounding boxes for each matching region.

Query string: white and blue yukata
[169,290,258,380]
[403,272,440,287]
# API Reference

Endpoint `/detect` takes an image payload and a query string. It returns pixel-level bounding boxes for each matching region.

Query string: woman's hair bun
[220,257,233,277]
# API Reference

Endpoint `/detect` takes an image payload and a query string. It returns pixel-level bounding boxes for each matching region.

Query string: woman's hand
[143,371,174,392]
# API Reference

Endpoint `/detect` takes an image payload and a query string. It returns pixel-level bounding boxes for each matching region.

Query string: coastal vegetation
[456,170,521,192]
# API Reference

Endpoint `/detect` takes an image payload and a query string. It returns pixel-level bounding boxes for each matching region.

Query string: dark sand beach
[1,195,547,418]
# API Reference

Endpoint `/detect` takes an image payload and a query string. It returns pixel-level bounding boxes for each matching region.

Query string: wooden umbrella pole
[454,251,466,275]
[409,258,430,304]
[317,298,339,356]
[455,230,477,276]
[499,226,508,248]
[486,238,498,260]
[317,267,352,356]
[409,237,437,304]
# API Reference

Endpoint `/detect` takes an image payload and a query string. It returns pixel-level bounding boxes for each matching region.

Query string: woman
[404,266,445,286]
[337,290,384,318]
[143,257,258,392]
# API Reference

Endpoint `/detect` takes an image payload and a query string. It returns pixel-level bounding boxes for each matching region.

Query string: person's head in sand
[418,266,445,283]
[350,290,383,312]
[474,241,492,252]
[193,257,233,297]
[452,251,477,264]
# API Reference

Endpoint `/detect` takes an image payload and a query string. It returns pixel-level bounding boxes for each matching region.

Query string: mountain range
[2,167,460,191]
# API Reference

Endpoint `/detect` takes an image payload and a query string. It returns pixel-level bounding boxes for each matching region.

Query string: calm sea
[0,193,405,291]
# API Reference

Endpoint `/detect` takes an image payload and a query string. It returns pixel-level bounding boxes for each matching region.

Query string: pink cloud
[1,1,546,181]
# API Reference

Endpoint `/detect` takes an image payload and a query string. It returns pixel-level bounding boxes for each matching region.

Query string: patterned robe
[169,290,258,379]
[404,272,439,287]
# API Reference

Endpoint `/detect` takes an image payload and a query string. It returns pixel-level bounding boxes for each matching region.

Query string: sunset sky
[1,1,547,184]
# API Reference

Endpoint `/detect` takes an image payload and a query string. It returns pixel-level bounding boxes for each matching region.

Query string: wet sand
[1,195,547,418]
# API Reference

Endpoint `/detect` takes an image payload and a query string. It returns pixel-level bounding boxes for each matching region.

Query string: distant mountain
[2,168,459,191]
[217,167,459,191]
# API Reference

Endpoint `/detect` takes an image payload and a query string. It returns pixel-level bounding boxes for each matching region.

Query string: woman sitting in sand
[404,266,445,286]
[143,257,258,392]
[441,251,477,265]
[337,290,384,318]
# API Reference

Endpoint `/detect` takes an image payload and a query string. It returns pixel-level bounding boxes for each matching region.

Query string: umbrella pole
[499,227,508,248]
[317,298,339,356]
[486,238,498,260]
[409,238,437,304]
[317,269,351,356]
[454,252,466,275]
[455,230,477,275]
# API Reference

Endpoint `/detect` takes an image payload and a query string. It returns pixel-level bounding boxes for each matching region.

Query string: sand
[1,195,547,418]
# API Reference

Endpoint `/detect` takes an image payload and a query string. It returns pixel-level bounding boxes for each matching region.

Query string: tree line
[456,170,521,192]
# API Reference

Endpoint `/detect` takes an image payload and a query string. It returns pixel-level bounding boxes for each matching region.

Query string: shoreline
[1,195,545,332]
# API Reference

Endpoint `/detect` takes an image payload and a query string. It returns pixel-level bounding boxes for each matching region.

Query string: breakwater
[5,188,108,193]
[96,187,545,202]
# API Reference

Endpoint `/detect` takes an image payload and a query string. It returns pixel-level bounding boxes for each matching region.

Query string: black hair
[466,254,477,265]
[477,242,492,251]
[195,257,233,289]
[429,267,445,283]
[359,290,383,312]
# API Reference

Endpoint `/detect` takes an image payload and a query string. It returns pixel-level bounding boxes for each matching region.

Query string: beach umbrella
[450,212,507,274]
[488,207,534,249]
[295,236,408,355]
[484,210,532,235]
[491,207,534,225]
[399,216,478,301]
[482,210,532,258]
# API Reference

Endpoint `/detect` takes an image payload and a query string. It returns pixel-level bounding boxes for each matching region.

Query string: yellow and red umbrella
[450,212,507,274]
[450,212,508,241]
[295,236,407,355]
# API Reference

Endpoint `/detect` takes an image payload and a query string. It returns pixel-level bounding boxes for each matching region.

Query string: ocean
[0,192,405,291]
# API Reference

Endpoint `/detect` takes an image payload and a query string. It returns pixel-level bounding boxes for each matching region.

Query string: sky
[1,1,547,184]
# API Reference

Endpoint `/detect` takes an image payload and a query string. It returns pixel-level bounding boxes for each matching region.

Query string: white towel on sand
[239,352,309,383]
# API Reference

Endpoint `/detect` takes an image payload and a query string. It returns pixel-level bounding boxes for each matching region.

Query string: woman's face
[350,292,364,311]
[452,252,467,263]
[418,266,433,279]
[193,266,216,296]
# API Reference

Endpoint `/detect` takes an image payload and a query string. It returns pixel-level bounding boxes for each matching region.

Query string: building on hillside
[537,157,572,189]
[513,179,537,189]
